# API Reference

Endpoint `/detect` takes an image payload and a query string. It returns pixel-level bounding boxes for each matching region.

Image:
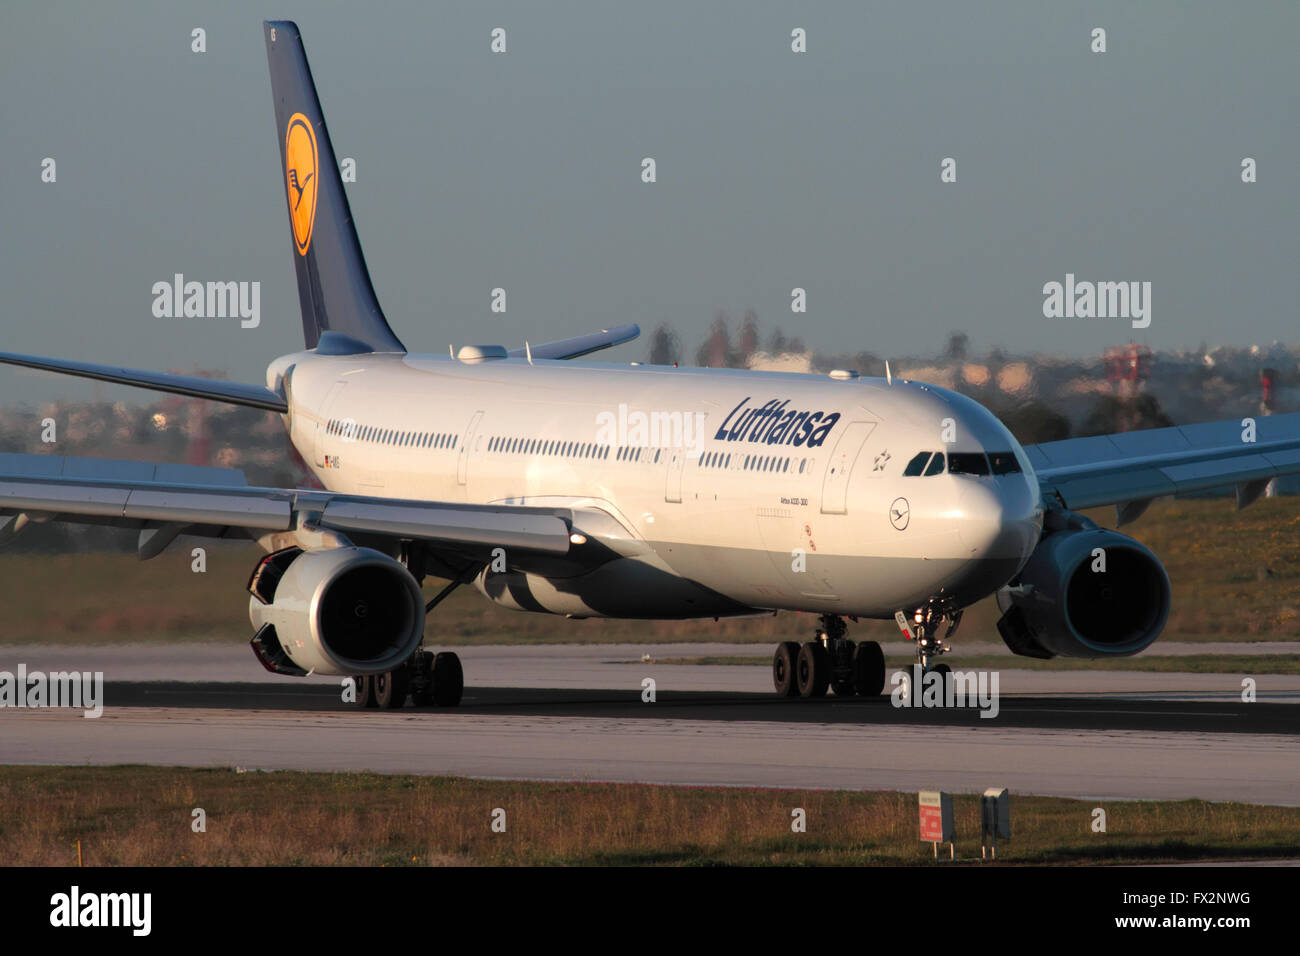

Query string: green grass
[3,765,1297,866]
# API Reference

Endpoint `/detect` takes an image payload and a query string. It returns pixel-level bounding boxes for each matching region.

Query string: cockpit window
[988,451,1021,475]
[948,452,990,476]
[924,452,946,476]
[903,452,931,476]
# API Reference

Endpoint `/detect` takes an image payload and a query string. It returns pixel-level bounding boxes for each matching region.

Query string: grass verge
[2,766,1297,866]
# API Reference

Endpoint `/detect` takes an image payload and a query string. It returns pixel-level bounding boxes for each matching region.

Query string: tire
[412,653,437,706]
[831,680,856,697]
[432,652,463,707]
[853,641,886,697]
[927,662,952,706]
[772,642,801,697]
[796,642,830,698]
[374,666,410,709]
[354,674,377,709]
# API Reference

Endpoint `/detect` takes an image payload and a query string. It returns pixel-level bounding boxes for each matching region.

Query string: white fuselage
[269,351,1044,620]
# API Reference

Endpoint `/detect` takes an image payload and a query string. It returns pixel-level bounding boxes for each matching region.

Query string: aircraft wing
[1025,411,1300,521]
[0,452,572,560]
[508,323,640,361]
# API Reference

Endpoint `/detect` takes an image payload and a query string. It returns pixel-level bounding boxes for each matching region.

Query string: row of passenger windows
[903,450,1022,477]
[488,437,667,463]
[700,451,807,474]
[327,419,458,449]
[322,419,1020,482]
[484,439,811,475]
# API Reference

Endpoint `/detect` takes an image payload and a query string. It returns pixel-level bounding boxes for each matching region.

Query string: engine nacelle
[995,524,1170,659]
[247,546,424,676]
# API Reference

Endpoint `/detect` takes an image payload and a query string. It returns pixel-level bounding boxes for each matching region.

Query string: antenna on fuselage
[885,360,893,385]
[449,344,455,359]
[525,341,534,366]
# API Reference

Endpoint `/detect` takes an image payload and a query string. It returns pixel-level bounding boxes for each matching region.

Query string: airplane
[3,20,1299,709]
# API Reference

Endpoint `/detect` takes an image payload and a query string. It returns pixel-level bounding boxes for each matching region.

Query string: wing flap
[0,478,132,518]
[1046,469,1177,510]
[120,489,291,528]
[318,499,571,553]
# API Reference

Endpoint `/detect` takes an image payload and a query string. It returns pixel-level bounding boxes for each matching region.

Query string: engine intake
[995,522,1170,659]
[248,546,424,676]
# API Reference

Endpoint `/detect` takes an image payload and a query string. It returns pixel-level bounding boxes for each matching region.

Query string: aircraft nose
[957,478,1040,562]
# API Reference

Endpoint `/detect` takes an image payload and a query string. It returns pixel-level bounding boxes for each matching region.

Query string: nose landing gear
[771,614,886,698]
[895,603,962,673]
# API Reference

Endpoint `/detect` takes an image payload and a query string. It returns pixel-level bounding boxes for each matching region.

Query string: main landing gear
[352,550,472,710]
[354,649,464,710]
[772,614,886,699]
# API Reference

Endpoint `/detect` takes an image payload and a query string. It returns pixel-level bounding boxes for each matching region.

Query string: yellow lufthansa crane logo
[284,112,318,255]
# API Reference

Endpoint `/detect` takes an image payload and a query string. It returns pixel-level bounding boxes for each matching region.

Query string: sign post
[981,788,1010,859]
[918,790,954,859]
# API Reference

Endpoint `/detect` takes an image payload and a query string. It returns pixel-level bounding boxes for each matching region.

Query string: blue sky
[2,1,1296,403]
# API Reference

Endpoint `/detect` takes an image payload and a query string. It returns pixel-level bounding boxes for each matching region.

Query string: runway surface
[1,643,1297,804]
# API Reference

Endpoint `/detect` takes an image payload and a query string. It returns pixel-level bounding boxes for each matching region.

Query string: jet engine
[994,519,1170,660]
[247,546,424,676]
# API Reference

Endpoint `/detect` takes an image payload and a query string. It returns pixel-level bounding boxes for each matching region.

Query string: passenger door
[820,421,876,514]
[458,410,484,485]
[664,448,685,503]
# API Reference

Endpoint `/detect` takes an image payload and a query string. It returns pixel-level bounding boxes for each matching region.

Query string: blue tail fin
[264,21,405,353]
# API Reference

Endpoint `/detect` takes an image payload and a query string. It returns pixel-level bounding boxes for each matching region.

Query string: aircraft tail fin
[264,20,405,353]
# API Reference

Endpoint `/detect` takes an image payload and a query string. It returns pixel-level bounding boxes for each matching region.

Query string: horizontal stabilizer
[0,350,288,412]
[509,324,640,361]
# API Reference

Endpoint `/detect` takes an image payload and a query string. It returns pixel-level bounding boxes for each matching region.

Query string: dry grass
[3,496,1300,646]
[1,766,1297,866]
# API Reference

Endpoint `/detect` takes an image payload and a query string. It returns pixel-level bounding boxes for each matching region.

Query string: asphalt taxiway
[1,642,1296,804]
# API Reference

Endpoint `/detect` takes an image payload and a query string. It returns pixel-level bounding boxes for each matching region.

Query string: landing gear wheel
[412,652,436,706]
[926,661,952,707]
[773,641,801,697]
[432,652,463,707]
[796,642,830,698]
[374,666,410,709]
[852,641,886,697]
[354,674,377,709]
